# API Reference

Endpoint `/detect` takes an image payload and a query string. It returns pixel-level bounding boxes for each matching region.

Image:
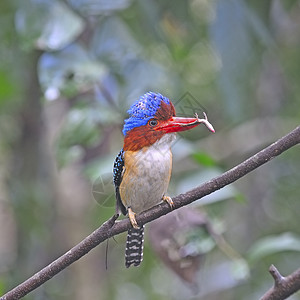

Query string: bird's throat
[124,125,174,151]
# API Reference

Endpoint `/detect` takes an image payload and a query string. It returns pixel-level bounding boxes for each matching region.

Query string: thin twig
[1,125,300,300]
[260,265,300,300]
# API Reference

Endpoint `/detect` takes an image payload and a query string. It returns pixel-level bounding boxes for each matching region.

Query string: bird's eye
[149,119,158,127]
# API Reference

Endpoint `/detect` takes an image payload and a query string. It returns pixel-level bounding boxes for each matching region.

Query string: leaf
[247,232,300,264]
[58,107,101,147]
[91,17,141,68]
[56,105,102,166]
[0,71,17,106]
[68,0,132,16]
[233,193,247,204]
[175,168,238,206]
[121,59,176,106]
[231,258,250,280]
[15,0,84,50]
[192,152,216,167]
[38,43,107,96]
[0,279,5,296]
[180,227,216,256]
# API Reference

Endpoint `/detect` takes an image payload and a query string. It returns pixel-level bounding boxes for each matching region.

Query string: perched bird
[113,92,214,268]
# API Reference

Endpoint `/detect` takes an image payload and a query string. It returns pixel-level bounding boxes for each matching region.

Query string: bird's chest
[120,134,175,213]
[132,147,171,183]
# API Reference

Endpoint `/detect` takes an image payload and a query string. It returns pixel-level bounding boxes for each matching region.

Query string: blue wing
[113,149,127,215]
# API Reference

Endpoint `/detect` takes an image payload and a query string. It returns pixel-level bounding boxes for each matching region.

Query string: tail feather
[125,226,145,267]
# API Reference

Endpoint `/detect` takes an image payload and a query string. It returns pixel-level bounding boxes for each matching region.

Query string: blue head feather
[122,92,170,136]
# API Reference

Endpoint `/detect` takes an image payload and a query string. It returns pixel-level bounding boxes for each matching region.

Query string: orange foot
[163,196,174,209]
[128,207,139,229]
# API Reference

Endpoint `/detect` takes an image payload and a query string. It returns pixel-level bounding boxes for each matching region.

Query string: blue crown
[122,92,170,136]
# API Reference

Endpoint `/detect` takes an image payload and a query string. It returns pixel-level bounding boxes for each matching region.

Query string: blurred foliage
[248,232,300,264]
[0,0,300,299]
[192,151,216,167]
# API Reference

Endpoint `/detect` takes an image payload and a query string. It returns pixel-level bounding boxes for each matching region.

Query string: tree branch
[1,125,300,300]
[260,265,300,300]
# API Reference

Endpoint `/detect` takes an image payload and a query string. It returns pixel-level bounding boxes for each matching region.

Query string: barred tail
[125,226,145,268]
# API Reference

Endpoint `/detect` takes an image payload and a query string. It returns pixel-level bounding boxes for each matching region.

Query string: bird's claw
[128,207,139,229]
[163,196,174,209]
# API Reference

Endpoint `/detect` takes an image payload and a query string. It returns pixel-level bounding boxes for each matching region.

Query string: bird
[113,92,214,268]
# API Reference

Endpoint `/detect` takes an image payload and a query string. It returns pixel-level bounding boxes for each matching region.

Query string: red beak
[155,113,215,134]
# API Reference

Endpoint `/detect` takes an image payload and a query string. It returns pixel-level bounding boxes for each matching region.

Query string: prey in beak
[155,112,215,134]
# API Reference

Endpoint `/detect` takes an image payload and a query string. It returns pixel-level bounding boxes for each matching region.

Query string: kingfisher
[113,92,214,268]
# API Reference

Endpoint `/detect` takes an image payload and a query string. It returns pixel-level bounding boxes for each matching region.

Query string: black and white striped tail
[125,226,145,268]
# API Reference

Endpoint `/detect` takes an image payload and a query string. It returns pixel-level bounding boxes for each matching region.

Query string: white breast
[120,134,176,213]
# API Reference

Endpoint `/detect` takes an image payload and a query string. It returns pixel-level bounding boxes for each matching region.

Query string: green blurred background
[0,0,299,299]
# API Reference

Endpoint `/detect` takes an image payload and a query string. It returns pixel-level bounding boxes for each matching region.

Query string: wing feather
[113,149,127,215]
